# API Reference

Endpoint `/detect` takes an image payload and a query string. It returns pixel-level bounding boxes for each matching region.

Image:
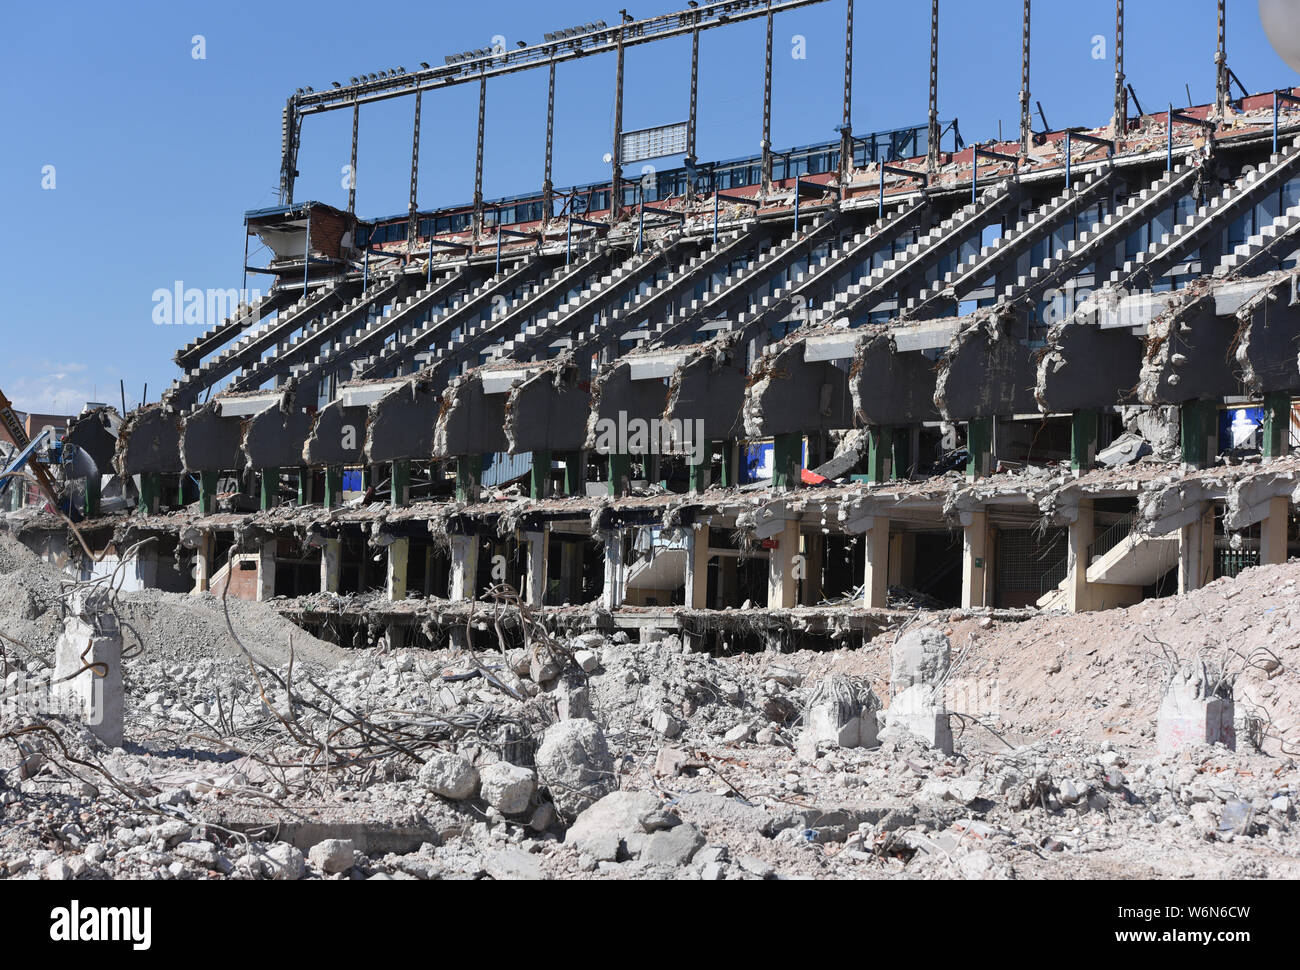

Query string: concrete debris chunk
[534,718,617,817]
[479,762,537,816]
[418,752,481,801]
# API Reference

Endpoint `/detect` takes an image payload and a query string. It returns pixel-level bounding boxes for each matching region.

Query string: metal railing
[1087,511,1136,565]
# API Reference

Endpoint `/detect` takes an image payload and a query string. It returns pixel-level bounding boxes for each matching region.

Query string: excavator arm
[0,389,62,506]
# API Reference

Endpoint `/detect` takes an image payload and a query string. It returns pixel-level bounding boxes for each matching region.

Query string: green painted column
[689,449,710,494]
[866,427,890,484]
[260,468,280,510]
[966,418,994,479]
[530,451,552,500]
[198,471,218,515]
[1071,410,1099,473]
[456,454,483,503]
[772,433,802,490]
[84,473,101,518]
[718,441,737,488]
[563,452,584,497]
[391,459,411,506]
[323,467,343,510]
[1263,392,1292,459]
[1180,400,1218,468]
[607,453,631,497]
[891,427,911,481]
[138,473,160,515]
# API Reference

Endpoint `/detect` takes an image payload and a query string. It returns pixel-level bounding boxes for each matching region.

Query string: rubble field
[1,530,1297,882]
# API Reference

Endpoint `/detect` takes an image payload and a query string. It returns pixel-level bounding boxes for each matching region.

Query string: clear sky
[1,0,1296,415]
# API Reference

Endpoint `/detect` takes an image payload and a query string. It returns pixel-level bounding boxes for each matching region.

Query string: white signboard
[621,122,689,164]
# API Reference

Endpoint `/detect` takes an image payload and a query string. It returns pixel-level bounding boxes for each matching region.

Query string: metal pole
[303,211,311,293]
[839,0,854,182]
[713,181,720,245]
[1276,92,1281,155]
[1114,0,1127,139]
[348,101,359,214]
[474,73,486,241]
[496,223,502,273]
[878,162,885,219]
[927,0,940,172]
[1065,131,1072,188]
[687,25,700,165]
[761,1,774,193]
[972,151,978,205]
[1168,104,1174,172]
[363,248,369,294]
[567,215,573,266]
[1216,0,1228,120]
[543,59,556,219]
[1019,0,1032,156]
[427,236,433,287]
[637,189,645,253]
[794,176,801,234]
[241,226,249,298]
[612,22,626,224]
[408,91,422,248]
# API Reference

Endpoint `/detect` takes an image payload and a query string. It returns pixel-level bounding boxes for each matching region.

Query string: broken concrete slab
[114,404,183,476]
[850,331,941,427]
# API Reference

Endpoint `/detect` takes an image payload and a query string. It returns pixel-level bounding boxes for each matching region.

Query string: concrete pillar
[296,468,313,506]
[192,532,213,594]
[324,467,343,510]
[966,418,994,480]
[803,532,825,605]
[602,531,626,610]
[387,538,410,601]
[891,427,913,481]
[866,427,892,483]
[772,433,802,491]
[321,538,342,593]
[1263,392,1292,459]
[257,540,276,603]
[391,460,411,507]
[766,519,801,609]
[563,452,584,497]
[1260,496,1290,566]
[685,525,711,609]
[1066,499,1095,613]
[53,601,123,748]
[198,470,218,515]
[1180,400,1218,469]
[531,452,552,500]
[137,472,160,515]
[524,530,549,606]
[260,468,280,510]
[450,533,480,601]
[456,455,482,504]
[1071,410,1099,474]
[961,508,989,609]
[1178,504,1216,594]
[862,516,889,609]
[608,453,631,497]
[688,450,711,494]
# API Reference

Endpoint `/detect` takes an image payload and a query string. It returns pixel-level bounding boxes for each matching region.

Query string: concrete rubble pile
[2,529,1300,881]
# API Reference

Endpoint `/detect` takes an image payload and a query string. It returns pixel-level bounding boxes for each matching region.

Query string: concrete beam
[1137,291,1231,405]
[585,360,671,453]
[743,336,853,437]
[936,315,1037,422]
[434,373,507,458]
[504,362,591,455]
[1234,275,1300,396]
[242,403,315,473]
[115,405,183,476]
[663,342,749,443]
[1036,322,1144,414]
[179,401,246,473]
[366,377,438,462]
[850,332,940,426]
[303,399,368,466]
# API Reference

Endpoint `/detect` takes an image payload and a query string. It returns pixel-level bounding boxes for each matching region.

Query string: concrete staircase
[1111,135,1300,289]
[164,280,352,410]
[1214,203,1300,277]
[905,167,1117,320]
[809,181,1017,327]
[174,288,296,373]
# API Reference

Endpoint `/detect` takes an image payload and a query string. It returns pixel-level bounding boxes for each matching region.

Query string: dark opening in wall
[910,530,963,608]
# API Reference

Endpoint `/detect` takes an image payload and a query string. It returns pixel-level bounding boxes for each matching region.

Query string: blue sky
[1,0,1296,414]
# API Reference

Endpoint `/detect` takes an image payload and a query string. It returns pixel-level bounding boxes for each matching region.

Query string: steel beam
[927,0,940,172]
[761,3,775,192]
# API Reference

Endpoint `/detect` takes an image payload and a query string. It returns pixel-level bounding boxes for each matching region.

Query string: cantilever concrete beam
[303,398,367,466]
[1234,274,1300,395]
[504,362,590,454]
[663,340,748,442]
[180,401,247,473]
[1035,319,1144,414]
[64,407,121,474]
[434,372,508,458]
[742,330,854,437]
[243,402,315,471]
[114,404,183,476]
[584,360,675,450]
[366,376,438,462]
[1136,289,1234,405]
[850,330,941,427]
[935,314,1038,421]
